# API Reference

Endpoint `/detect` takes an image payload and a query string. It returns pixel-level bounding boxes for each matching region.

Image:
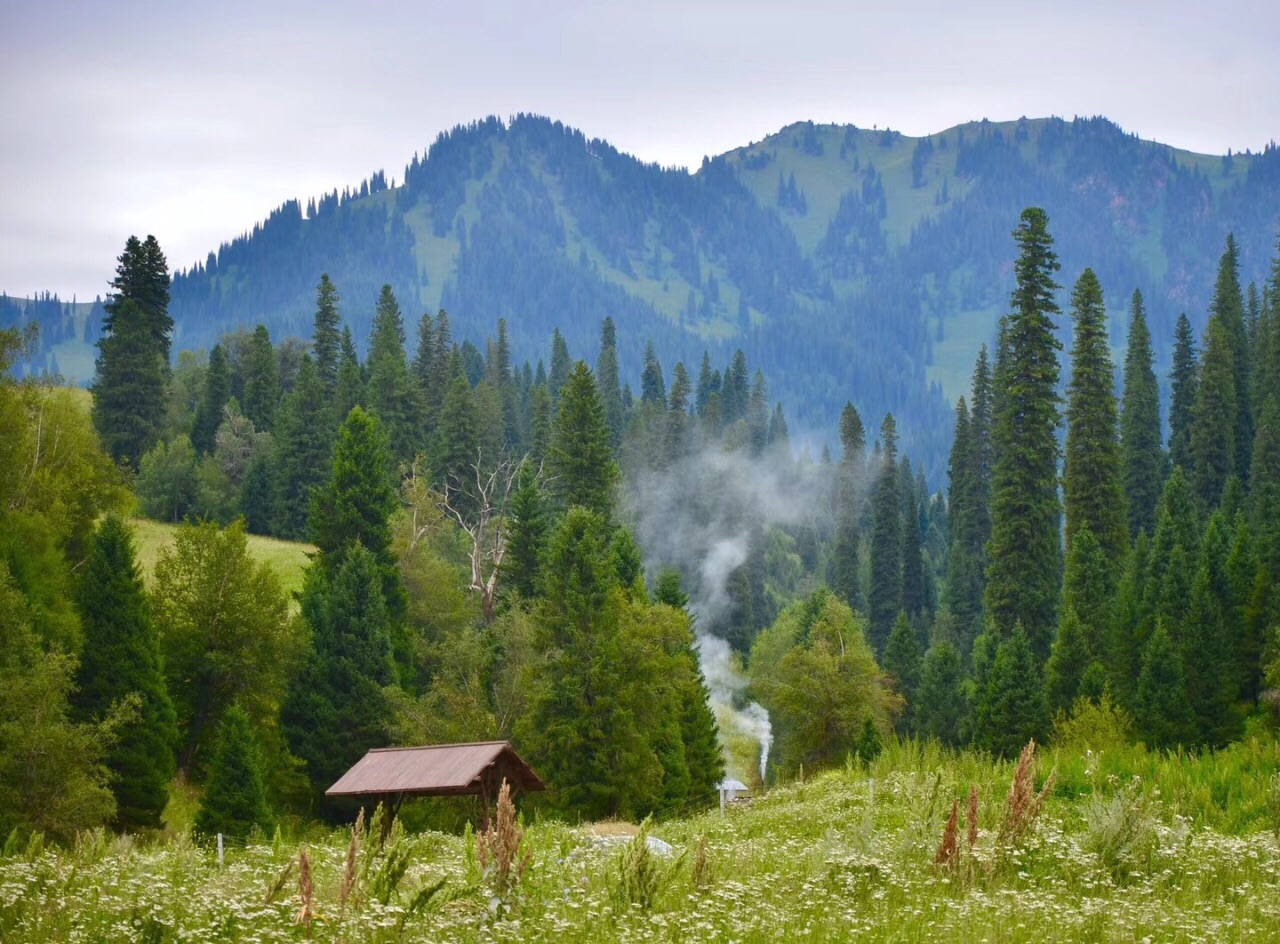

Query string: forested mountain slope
[11,115,1279,475]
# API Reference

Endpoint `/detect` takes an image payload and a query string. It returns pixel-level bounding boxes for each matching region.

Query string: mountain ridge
[7,113,1279,477]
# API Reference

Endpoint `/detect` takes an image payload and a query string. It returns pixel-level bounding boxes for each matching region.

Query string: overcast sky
[2,0,1277,299]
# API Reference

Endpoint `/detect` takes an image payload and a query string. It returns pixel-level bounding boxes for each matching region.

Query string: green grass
[6,737,1280,942]
[129,517,314,603]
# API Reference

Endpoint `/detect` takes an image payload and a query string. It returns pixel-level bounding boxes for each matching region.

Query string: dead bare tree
[434,451,532,623]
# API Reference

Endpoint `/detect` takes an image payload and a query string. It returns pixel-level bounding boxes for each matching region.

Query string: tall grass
[5,741,1280,942]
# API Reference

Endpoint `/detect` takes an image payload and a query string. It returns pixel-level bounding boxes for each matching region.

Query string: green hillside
[13,114,1280,475]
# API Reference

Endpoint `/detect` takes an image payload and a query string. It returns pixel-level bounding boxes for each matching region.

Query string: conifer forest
[5,127,1280,942]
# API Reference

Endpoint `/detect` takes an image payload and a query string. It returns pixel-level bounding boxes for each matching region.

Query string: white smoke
[626,441,836,784]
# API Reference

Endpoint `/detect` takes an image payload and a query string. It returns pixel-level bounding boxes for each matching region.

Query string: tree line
[4,207,1279,844]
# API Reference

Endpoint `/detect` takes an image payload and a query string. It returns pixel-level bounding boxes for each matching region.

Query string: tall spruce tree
[1063,268,1126,564]
[192,343,230,455]
[1209,235,1253,482]
[310,406,404,623]
[1168,313,1199,473]
[900,457,928,623]
[883,611,922,731]
[312,274,342,394]
[1134,620,1195,750]
[503,462,549,599]
[667,362,693,464]
[1109,532,1150,709]
[548,329,571,402]
[548,361,618,519]
[194,705,272,839]
[1044,604,1091,714]
[832,402,865,614]
[868,414,902,653]
[272,355,332,540]
[365,285,422,462]
[92,297,167,468]
[282,543,396,799]
[333,326,364,422]
[985,208,1063,659]
[973,625,1049,757]
[914,641,966,745]
[1190,316,1237,509]
[1120,289,1163,538]
[241,324,278,432]
[596,317,626,449]
[73,516,177,830]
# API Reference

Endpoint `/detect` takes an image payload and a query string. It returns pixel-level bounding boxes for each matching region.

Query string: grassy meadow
[6,736,1280,942]
[129,516,314,604]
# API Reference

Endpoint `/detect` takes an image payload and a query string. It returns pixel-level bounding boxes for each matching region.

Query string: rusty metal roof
[325,740,545,797]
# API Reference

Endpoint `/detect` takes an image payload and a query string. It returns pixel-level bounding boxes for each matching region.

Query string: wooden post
[217,832,224,867]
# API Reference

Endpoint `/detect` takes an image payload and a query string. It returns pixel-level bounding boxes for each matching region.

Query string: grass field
[129,516,314,603]
[6,737,1280,942]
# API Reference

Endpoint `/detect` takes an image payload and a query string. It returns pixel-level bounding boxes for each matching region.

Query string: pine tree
[239,453,276,535]
[241,324,279,432]
[857,717,883,765]
[1109,532,1150,708]
[272,356,332,540]
[194,705,272,839]
[283,544,395,798]
[1190,316,1237,509]
[944,397,978,626]
[900,457,928,622]
[503,462,548,599]
[868,414,902,652]
[596,317,625,449]
[1251,396,1280,605]
[640,340,667,407]
[973,625,1048,757]
[1210,235,1253,482]
[883,611,922,730]
[1168,314,1198,472]
[985,208,1063,660]
[667,362,693,464]
[548,361,618,519]
[365,285,422,462]
[1044,605,1091,714]
[548,329,571,402]
[1134,621,1195,750]
[422,310,454,431]
[102,235,172,367]
[1120,289,1163,538]
[1183,511,1242,747]
[73,516,177,829]
[1061,525,1114,654]
[91,298,167,468]
[520,509,663,818]
[333,326,364,422]
[434,373,480,509]
[914,641,966,745]
[832,402,865,614]
[312,274,342,393]
[1062,268,1127,567]
[310,406,404,623]
[192,343,230,455]
[529,382,552,463]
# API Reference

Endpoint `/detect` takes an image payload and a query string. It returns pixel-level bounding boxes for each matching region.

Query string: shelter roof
[325,741,545,798]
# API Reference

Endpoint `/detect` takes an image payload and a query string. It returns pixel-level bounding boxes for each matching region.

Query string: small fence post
[217,832,224,868]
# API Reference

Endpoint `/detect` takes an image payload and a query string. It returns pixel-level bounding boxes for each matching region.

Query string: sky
[2,0,1277,300]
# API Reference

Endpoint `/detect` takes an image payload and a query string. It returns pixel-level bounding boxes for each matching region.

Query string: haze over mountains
[6,114,1279,475]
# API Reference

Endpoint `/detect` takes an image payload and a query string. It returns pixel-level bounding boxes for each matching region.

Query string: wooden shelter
[325,740,544,821]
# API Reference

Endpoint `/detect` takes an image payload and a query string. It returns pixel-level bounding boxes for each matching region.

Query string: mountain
[10,114,1280,477]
